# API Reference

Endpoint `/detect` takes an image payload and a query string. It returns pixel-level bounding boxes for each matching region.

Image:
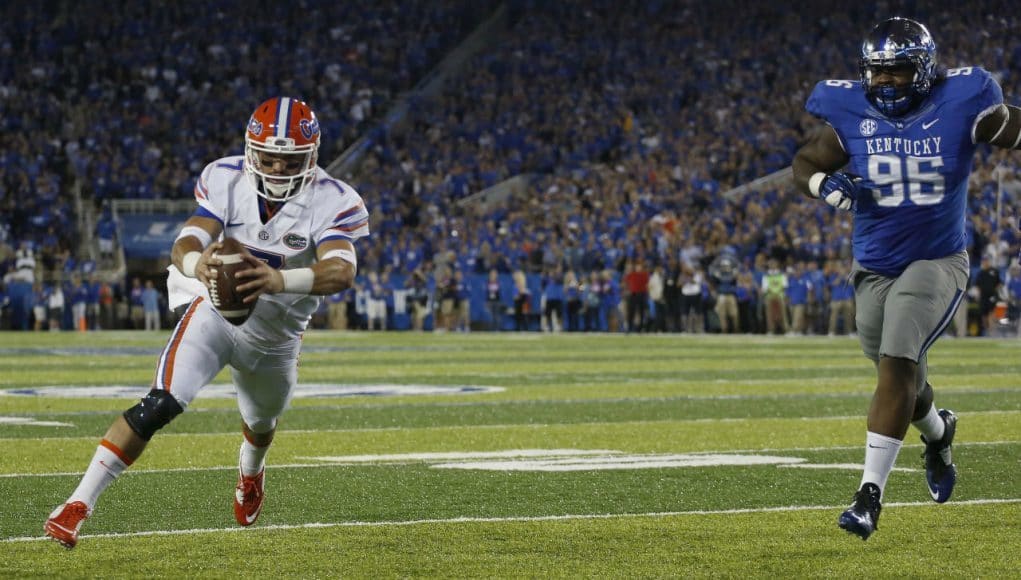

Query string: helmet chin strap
[263,179,295,198]
[871,84,915,116]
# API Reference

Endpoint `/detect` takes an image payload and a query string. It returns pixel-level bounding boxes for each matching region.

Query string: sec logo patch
[859,118,877,137]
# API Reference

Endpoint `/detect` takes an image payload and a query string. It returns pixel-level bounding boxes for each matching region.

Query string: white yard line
[3,409,1019,443]
[4,498,1018,544]
[3,387,1020,415]
[1,440,1017,478]
[0,417,74,427]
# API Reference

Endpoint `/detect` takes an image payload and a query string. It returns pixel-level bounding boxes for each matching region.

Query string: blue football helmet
[860,17,938,117]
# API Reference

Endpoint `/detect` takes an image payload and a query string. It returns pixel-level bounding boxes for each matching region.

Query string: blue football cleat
[921,409,957,503]
[838,483,882,540]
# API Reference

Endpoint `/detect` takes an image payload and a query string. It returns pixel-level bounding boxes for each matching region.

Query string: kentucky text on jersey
[806,67,1003,276]
[865,136,942,156]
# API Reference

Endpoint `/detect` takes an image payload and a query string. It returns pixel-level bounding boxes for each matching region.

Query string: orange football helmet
[244,97,321,201]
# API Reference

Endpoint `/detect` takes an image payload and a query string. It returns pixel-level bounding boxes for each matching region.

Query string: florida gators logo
[248,117,264,136]
[284,233,308,250]
[299,118,320,140]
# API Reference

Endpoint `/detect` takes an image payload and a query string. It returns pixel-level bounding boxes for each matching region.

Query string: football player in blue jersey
[793,17,1021,540]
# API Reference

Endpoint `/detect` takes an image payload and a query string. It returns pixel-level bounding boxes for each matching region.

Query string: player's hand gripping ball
[209,238,255,325]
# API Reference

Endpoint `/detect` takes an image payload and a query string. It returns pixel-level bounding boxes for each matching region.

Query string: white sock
[860,431,903,498]
[239,439,270,476]
[68,440,130,509]
[912,404,945,443]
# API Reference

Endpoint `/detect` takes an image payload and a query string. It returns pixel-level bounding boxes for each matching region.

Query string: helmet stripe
[275,97,292,138]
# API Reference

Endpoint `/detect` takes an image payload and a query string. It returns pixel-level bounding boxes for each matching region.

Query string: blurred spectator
[709,252,739,334]
[975,256,1002,336]
[0,282,9,330]
[663,259,682,333]
[486,268,504,330]
[541,267,564,333]
[366,271,388,331]
[623,260,650,333]
[827,262,856,336]
[1007,263,1021,336]
[408,268,432,331]
[32,283,48,331]
[95,210,118,265]
[47,282,65,331]
[142,280,161,331]
[3,243,35,285]
[327,289,349,330]
[564,269,582,332]
[70,275,89,332]
[805,261,827,335]
[99,279,116,330]
[436,267,456,332]
[602,269,622,333]
[581,271,602,332]
[648,265,666,333]
[454,269,471,332]
[512,268,530,330]
[762,259,788,335]
[129,277,145,329]
[680,265,704,333]
[786,262,810,336]
[736,271,760,334]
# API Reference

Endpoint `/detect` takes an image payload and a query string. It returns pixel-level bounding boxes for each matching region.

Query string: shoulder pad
[939,66,1003,117]
[806,80,861,121]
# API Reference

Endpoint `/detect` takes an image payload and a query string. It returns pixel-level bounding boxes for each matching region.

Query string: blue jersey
[786,274,810,306]
[806,67,1002,276]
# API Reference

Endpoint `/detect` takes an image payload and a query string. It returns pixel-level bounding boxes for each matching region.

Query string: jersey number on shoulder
[945,67,973,77]
[824,80,855,89]
[867,154,945,206]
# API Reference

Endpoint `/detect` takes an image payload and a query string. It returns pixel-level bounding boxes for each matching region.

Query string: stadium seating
[2,0,1020,333]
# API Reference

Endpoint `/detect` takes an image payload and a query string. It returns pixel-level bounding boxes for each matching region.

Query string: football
[209,237,255,325]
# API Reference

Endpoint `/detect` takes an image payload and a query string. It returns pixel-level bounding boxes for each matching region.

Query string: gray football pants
[852,251,968,391]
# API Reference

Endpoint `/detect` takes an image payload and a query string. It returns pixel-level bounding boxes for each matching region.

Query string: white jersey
[167,155,369,332]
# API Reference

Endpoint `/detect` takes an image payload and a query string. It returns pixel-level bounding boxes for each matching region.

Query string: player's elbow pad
[984,104,1021,149]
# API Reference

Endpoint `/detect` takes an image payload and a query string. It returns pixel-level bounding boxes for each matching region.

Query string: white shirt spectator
[648,270,664,303]
[4,247,36,284]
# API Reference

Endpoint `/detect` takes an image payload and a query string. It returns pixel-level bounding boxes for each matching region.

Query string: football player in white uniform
[45,97,370,548]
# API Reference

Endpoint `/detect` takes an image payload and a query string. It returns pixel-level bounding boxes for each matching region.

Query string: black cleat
[921,409,957,503]
[838,483,882,540]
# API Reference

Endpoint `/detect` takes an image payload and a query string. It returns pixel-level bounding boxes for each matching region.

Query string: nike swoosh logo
[922,118,939,130]
[226,222,245,227]
[867,444,887,449]
[46,521,75,534]
[243,507,261,524]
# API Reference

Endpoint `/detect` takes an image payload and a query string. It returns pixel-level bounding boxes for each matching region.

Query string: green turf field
[1,331,1018,577]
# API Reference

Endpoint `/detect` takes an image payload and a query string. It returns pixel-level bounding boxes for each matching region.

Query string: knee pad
[243,418,278,438]
[123,389,184,441]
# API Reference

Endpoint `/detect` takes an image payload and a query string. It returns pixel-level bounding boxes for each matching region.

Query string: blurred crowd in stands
[3,0,1021,336]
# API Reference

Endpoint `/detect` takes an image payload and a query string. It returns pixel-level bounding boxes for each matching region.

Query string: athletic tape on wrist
[281,268,315,294]
[181,251,201,278]
[808,172,827,198]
